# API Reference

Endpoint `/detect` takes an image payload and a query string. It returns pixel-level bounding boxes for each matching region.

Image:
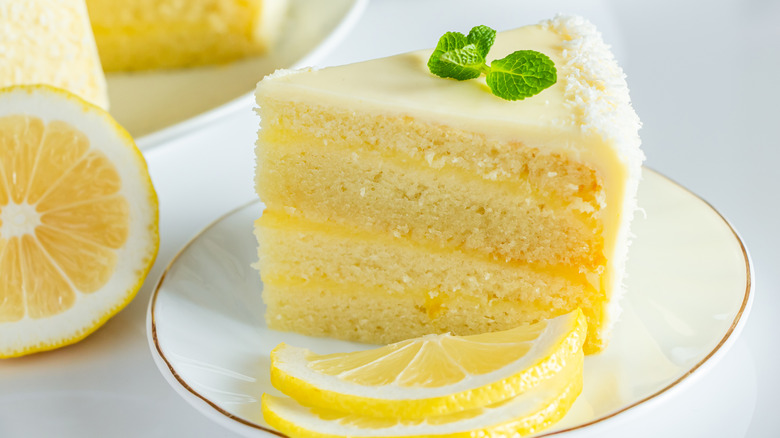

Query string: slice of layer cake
[0,0,108,109]
[85,0,288,71]
[253,16,643,353]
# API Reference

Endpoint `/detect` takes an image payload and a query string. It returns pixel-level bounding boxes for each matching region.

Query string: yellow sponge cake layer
[258,132,603,269]
[257,211,606,346]
[254,16,643,353]
[85,0,288,71]
[257,102,605,269]
[263,283,601,350]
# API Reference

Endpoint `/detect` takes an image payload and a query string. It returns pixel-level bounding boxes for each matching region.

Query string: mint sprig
[427,25,557,101]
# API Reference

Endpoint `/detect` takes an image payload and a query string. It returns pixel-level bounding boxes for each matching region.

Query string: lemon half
[0,85,158,358]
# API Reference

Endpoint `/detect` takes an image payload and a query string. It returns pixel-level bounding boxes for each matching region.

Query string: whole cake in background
[253,15,643,354]
[85,0,288,71]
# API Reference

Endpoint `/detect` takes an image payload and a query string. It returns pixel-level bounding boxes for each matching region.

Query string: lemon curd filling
[254,16,643,353]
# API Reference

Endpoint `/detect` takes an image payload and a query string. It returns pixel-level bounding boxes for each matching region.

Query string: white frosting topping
[257,15,642,166]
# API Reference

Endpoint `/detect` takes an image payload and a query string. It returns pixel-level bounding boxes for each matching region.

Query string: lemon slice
[270,309,586,419]
[263,352,583,438]
[0,85,158,358]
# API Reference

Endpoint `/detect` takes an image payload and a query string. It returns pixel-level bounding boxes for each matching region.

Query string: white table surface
[1,0,778,437]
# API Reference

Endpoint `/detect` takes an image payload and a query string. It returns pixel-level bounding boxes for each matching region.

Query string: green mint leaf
[427,31,470,79]
[485,50,557,100]
[437,44,487,80]
[466,25,496,58]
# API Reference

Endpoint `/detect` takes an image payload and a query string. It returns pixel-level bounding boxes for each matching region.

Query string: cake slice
[85,0,288,71]
[0,0,108,109]
[253,16,643,353]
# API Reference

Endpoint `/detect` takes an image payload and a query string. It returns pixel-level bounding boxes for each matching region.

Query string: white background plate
[148,168,752,437]
[106,0,367,150]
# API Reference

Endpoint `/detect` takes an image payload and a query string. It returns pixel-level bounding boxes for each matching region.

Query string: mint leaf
[427,32,470,79]
[486,50,557,100]
[438,44,488,79]
[466,25,496,58]
[427,32,486,81]
[427,26,557,101]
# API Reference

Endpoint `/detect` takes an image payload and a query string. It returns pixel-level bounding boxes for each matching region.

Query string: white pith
[0,202,40,239]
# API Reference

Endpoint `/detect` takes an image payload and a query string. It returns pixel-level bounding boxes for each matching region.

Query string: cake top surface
[257,15,642,166]
[271,23,569,123]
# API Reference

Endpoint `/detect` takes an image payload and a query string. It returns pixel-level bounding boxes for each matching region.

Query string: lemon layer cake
[0,0,108,109]
[254,16,643,353]
[85,0,288,71]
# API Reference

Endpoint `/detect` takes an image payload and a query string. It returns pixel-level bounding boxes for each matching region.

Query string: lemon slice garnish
[269,309,586,419]
[0,85,158,358]
[263,350,583,438]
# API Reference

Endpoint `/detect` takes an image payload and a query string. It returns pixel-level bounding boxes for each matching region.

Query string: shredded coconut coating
[544,15,644,167]
[543,15,644,333]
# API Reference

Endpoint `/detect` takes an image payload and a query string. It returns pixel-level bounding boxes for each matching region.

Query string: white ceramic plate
[107,0,367,150]
[147,168,752,437]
